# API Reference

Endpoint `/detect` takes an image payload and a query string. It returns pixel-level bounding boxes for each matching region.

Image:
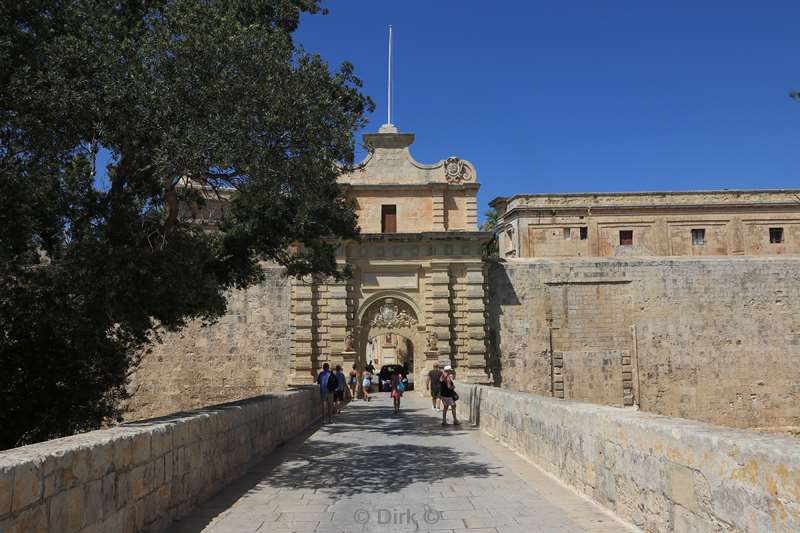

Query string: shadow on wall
[485,259,520,388]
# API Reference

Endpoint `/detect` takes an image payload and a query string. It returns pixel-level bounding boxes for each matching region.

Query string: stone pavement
[170,392,638,533]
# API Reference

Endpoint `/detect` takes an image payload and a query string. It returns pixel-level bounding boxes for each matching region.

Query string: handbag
[452,391,459,401]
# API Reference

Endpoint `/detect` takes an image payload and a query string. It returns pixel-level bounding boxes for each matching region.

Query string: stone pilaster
[426,265,453,362]
[327,277,348,369]
[459,262,491,383]
[289,276,316,385]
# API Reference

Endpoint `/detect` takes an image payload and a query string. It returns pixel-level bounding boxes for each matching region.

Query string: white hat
[443,365,453,371]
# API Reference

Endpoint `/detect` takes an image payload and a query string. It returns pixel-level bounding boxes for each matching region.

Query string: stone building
[492,190,800,258]
[127,128,800,434]
[289,123,492,388]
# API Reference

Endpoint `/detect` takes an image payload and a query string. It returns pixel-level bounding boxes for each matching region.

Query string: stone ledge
[459,383,800,533]
[0,387,320,533]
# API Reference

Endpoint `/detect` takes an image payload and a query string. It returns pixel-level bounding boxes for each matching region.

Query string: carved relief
[426,331,439,352]
[443,156,473,184]
[369,299,417,329]
[344,331,354,352]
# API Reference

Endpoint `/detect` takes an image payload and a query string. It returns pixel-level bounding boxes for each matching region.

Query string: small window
[691,228,705,245]
[563,228,571,240]
[381,205,397,233]
[619,230,633,246]
[769,227,784,244]
[580,227,588,240]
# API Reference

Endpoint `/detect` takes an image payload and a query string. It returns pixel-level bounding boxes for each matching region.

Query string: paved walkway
[170,392,637,533]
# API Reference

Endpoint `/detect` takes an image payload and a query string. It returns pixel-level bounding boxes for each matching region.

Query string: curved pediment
[339,124,477,186]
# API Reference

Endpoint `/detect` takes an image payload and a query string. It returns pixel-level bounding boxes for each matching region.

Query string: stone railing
[0,387,320,532]
[459,383,800,533]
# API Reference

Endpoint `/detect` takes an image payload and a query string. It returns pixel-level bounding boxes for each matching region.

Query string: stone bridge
[2,386,798,532]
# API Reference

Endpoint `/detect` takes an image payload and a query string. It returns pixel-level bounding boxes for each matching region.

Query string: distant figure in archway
[391,370,406,413]
[361,368,372,402]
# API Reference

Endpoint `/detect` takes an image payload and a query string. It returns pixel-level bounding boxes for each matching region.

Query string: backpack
[326,371,338,392]
[397,381,406,393]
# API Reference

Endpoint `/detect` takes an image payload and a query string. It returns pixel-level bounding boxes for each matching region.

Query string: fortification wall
[126,265,291,420]
[488,257,800,430]
[460,383,800,533]
[0,388,319,533]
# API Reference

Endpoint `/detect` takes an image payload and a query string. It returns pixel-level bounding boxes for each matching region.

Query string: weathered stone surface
[0,387,320,533]
[126,265,292,420]
[492,189,800,259]
[488,257,800,430]
[460,382,800,533]
[11,458,42,512]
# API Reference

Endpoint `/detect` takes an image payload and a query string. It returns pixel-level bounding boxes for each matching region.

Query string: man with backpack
[317,362,337,423]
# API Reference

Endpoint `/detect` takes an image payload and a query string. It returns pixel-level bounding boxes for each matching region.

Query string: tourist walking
[391,371,405,413]
[316,363,336,423]
[348,364,358,400]
[439,365,460,426]
[361,369,372,402]
[427,362,443,411]
[334,365,347,414]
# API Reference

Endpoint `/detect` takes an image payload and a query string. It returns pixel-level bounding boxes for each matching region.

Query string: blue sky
[296,1,800,215]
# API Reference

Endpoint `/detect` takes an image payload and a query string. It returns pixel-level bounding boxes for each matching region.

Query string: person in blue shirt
[316,363,334,423]
[334,365,347,414]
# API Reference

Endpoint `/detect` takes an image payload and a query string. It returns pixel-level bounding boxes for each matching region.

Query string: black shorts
[430,388,441,399]
[334,390,344,401]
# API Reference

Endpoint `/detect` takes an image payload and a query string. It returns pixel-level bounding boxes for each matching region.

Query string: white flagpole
[387,25,393,125]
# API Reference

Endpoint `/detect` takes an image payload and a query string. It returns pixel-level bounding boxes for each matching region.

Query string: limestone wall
[127,265,291,420]
[488,257,800,429]
[460,383,800,532]
[0,388,319,533]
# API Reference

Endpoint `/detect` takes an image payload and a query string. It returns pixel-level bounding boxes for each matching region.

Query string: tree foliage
[481,208,500,258]
[0,0,373,449]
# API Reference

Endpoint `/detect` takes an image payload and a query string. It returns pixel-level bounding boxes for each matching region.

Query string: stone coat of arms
[443,156,473,184]
[370,300,417,329]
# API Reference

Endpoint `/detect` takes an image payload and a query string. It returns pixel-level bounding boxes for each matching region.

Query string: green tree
[0,0,373,449]
[481,208,500,258]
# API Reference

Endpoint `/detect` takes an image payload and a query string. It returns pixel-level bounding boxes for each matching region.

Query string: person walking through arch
[348,364,358,400]
[334,365,347,414]
[361,367,372,402]
[316,363,335,423]
[391,370,406,413]
[426,362,443,411]
[439,365,460,426]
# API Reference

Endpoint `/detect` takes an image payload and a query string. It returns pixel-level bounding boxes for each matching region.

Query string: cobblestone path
[170,392,637,533]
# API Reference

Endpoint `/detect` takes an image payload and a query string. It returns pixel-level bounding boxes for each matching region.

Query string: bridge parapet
[459,383,800,533]
[0,387,319,532]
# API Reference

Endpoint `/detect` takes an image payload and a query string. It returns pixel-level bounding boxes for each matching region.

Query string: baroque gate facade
[289,123,492,389]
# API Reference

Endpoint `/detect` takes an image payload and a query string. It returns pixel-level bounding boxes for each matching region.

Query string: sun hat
[443,365,452,371]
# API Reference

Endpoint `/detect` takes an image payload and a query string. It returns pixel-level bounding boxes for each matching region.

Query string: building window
[769,227,784,244]
[691,228,705,245]
[381,205,397,233]
[563,228,571,240]
[580,227,588,240]
[619,230,633,246]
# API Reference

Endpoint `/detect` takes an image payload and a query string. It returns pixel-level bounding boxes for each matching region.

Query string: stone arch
[356,294,427,387]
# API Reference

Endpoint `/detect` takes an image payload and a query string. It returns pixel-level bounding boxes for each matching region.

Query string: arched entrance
[356,296,427,391]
